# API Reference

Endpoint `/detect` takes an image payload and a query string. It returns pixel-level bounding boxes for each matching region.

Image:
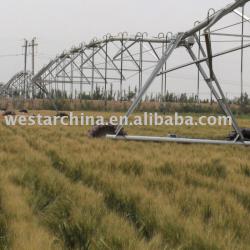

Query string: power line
[0,53,24,58]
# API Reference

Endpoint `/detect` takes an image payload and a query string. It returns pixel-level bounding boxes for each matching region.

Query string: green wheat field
[0,111,250,250]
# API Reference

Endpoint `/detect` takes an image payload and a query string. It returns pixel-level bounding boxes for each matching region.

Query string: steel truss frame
[107,0,250,146]
[31,33,174,100]
[0,71,34,99]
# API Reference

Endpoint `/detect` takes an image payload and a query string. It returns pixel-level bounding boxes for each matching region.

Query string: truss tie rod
[158,41,250,76]
[209,32,250,38]
[113,40,138,60]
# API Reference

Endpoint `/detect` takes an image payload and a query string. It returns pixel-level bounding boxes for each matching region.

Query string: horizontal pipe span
[158,42,250,76]
[87,36,172,47]
[106,135,250,146]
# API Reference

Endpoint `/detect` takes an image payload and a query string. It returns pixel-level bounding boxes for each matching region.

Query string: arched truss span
[32,33,174,100]
[0,71,34,98]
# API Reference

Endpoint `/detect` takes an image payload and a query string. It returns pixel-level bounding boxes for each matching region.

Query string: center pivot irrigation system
[107,0,250,146]
[2,33,177,102]
[1,0,250,146]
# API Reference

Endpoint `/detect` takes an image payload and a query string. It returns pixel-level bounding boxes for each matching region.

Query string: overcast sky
[0,0,249,98]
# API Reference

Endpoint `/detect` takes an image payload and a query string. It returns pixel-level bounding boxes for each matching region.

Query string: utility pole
[23,39,28,99]
[30,38,38,97]
[22,38,38,98]
[30,37,38,76]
